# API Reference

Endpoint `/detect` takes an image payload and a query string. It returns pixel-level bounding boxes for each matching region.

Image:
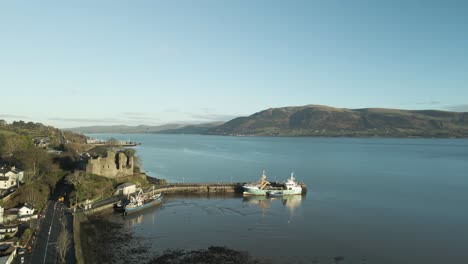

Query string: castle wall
[86,151,134,178]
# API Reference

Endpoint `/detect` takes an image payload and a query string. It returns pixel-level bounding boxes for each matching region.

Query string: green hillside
[207,105,468,138]
[0,120,87,210]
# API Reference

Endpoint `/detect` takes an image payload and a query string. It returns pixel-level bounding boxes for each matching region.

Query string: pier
[146,181,307,195]
[150,183,244,193]
[76,181,307,215]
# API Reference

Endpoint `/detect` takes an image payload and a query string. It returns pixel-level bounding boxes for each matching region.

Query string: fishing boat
[124,187,163,215]
[242,170,272,196]
[243,171,303,196]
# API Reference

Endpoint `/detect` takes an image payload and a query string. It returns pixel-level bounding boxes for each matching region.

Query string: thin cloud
[445,104,468,112]
[0,114,28,119]
[49,117,124,123]
[164,108,180,113]
[399,100,441,106]
[199,107,216,113]
[189,113,238,121]
[121,112,148,117]
[123,116,159,121]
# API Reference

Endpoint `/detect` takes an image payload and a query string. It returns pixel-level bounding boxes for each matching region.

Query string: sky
[1,0,467,128]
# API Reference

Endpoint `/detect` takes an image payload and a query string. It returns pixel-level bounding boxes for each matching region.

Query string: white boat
[243,171,303,196]
[124,187,163,215]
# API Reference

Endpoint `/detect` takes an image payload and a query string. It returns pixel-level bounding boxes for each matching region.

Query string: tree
[19,228,32,246]
[2,135,28,156]
[57,223,71,263]
[0,135,5,155]
[133,155,142,173]
[14,145,53,180]
[66,171,86,205]
[107,138,120,147]
[67,171,86,188]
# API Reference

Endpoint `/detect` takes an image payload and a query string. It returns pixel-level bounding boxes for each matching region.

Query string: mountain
[66,124,187,134]
[207,105,468,138]
[153,122,225,134]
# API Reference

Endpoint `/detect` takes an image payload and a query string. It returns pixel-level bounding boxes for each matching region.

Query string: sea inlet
[84,134,468,264]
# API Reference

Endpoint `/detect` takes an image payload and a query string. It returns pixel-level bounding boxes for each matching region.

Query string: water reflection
[282,195,302,212]
[242,196,271,214]
[242,195,304,216]
[126,213,145,227]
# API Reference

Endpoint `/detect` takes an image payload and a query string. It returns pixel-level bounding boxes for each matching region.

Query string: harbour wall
[77,181,307,216]
[149,181,307,194]
[152,183,244,194]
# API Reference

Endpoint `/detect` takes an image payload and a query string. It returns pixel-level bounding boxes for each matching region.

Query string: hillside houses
[0,167,23,192]
[0,204,37,224]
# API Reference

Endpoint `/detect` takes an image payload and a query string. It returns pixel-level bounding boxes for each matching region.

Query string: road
[28,200,66,264]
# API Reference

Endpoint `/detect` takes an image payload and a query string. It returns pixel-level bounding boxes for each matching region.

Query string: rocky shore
[80,211,269,264]
[80,212,152,264]
[147,246,270,264]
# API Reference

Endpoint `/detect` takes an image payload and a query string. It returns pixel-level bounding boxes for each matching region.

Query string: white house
[0,224,18,240]
[86,138,105,144]
[115,182,136,195]
[0,167,24,190]
[18,205,35,217]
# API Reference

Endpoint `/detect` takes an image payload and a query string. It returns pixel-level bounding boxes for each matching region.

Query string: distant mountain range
[207,105,468,137]
[67,105,468,138]
[67,122,224,134]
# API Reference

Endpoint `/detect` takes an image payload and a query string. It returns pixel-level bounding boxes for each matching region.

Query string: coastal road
[29,200,66,264]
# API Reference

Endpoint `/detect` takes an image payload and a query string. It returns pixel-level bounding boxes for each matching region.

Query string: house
[115,182,136,195]
[33,137,49,148]
[0,224,18,240]
[17,205,34,217]
[0,167,24,191]
[86,138,105,144]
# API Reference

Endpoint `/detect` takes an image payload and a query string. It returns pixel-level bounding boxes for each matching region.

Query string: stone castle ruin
[86,150,134,178]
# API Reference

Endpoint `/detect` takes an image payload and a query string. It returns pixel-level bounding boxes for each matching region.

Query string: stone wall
[85,151,134,178]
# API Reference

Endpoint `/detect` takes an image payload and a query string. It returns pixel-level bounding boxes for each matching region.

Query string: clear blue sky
[1,0,467,128]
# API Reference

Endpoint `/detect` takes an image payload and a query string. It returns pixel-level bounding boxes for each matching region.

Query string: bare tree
[67,171,86,188]
[57,222,71,264]
[66,171,86,206]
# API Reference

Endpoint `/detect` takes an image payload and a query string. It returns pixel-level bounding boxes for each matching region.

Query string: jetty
[149,183,243,193]
[146,177,307,194]
[75,181,307,215]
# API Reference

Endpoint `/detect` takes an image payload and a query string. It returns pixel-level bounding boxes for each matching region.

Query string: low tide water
[88,134,468,263]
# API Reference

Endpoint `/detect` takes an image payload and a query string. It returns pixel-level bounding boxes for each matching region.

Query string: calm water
[89,134,468,264]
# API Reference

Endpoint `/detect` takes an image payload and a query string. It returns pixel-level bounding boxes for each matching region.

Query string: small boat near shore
[243,171,303,196]
[124,187,163,215]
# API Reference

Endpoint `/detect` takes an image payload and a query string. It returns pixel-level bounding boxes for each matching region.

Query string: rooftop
[117,182,135,189]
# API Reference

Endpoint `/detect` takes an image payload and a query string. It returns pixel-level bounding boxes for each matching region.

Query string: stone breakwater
[150,182,307,194]
[153,183,243,193]
[147,178,307,194]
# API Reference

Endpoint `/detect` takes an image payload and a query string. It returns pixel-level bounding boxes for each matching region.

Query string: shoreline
[77,193,269,264]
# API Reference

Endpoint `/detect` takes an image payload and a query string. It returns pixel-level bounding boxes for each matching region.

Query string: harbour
[81,134,468,264]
